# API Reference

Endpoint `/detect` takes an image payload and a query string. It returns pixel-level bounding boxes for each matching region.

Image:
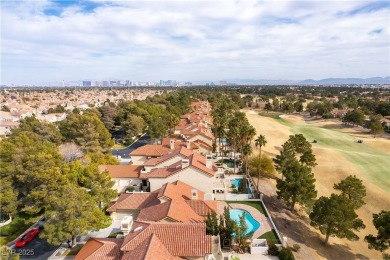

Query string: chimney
[170,139,174,150]
[182,159,190,168]
[206,155,212,169]
[186,140,191,149]
[191,189,198,200]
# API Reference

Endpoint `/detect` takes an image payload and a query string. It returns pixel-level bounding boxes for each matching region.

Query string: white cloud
[1,0,389,84]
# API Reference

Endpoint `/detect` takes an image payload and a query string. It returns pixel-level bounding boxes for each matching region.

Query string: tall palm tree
[254,134,267,196]
[242,144,252,176]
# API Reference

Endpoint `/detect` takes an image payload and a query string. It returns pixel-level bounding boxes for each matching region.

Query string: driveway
[17,237,58,260]
[112,133,151,159]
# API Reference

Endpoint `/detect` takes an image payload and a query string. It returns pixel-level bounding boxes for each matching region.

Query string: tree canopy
[41,184,110,247]
[334,175,366,209]
[310,194,365,245]
[365,210,390,253]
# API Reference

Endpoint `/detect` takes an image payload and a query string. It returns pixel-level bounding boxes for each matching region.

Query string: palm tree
[254,134,267,196]
[242,144,252,176]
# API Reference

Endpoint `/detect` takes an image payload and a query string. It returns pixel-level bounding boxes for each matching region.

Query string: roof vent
[191,189,198,200]
[134,226,143,233]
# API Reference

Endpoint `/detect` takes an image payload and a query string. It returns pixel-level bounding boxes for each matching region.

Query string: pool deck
[229,203,273,239]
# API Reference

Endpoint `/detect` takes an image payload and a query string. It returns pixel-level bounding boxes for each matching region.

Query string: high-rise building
[125,80,132,86]
[82,81,92,87]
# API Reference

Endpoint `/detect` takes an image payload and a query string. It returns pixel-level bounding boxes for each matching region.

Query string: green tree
[310,194,365,245]
[274,134,317,177]
[47,104,65,114]
[0,178,18,218]
[122,115,145,139]
[276,159,317,211]
[222,206,235,241]
[234,212,250,250]
[273,98,280,111]
[99,105,117,131]
[294,102,303,113]
[237,177,248,194]
[279,248,295,260]
[10,116,62,144]
[242,144,252,175]
[81,165,117,210]
[343,109,365,126]
[59,112,114,153]
[205,211,219,236]
[368,115,384,138]
[254,134,267,193]
[147,115,168,140]
[248,153,276,179]
[1,132,66,214]
[334,175,366,209]
[41,184,110,247]
[365,210,390,254]
[264,102,272,112]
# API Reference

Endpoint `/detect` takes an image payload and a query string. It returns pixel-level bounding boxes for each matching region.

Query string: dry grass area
[245,110,390,260]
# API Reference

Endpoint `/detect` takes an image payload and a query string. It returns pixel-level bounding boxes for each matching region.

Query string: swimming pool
[230,209,260,235]
[230,178,252,194]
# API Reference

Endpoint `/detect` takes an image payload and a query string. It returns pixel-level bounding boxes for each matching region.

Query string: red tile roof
[130,145,171,157]
[161,137,199,150]
[107,192,160,212]
[121,221,212,257]
[108,181,217,223]
[185,200,217,217]
[98,165,142,178]
[142,146,192,166]
[75,238,122,260]
[122,234,180,260]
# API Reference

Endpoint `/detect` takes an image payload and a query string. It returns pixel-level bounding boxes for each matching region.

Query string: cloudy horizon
[1,0,389,85]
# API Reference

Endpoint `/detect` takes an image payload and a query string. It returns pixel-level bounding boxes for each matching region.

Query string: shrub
[279,248,295,260]
[125,186,135,192]
[268,244,279,256]
[232,188,239,194]
[292,244,300,252]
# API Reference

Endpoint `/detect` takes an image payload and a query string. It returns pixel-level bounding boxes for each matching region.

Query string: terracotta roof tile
[107,192,160,212]
[98,165,142,178]
[130,145,171,157]
[122,234,180,260]
[75,238,122,260]
[185,200,218,216]
[142,147,192,166]
[121,221,212,257]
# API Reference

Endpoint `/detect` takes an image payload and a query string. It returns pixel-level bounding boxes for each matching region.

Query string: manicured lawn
[291,124,390,192]
[0,213,41,246]
[258,230,280,244]
[226,201,268,217]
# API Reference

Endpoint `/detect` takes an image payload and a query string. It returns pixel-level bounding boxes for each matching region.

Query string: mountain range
[224,77,390,85]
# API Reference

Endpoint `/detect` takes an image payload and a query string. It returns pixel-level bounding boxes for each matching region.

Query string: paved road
[111,134,151,159]
[14,236,58,260]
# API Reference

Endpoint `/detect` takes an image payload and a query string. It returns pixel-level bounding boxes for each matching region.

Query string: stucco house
[75,221,213,260]
[99,165,143,193]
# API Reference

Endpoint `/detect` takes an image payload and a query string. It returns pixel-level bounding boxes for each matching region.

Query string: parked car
[15,228,40,248]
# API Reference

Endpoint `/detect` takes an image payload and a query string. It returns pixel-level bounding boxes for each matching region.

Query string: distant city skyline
[1,0,389,85]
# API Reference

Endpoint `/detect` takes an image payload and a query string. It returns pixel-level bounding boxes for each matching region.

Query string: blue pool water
[230,209,260,235]
[230,178,252,194]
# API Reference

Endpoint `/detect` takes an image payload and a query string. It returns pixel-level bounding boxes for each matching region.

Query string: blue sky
[1,0,389,85]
